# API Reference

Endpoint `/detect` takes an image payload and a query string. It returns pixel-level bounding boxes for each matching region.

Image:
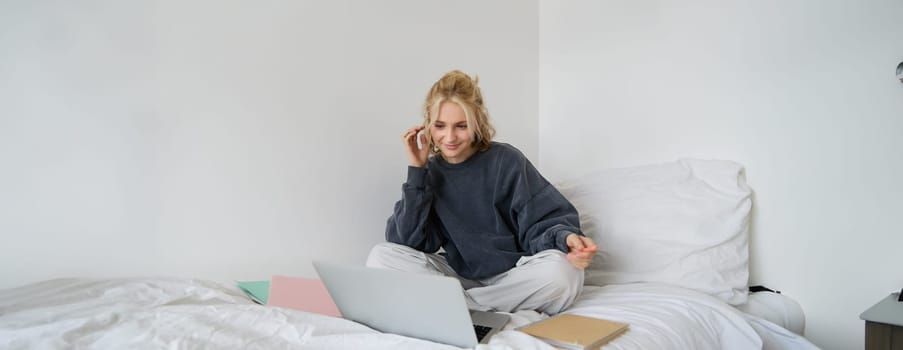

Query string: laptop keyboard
[474,325,492,341]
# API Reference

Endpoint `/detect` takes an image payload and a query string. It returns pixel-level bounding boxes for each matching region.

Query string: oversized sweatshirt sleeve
[511,159,583,255]
[385,166,445,253]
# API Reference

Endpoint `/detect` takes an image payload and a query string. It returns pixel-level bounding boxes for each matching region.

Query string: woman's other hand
[565,233,597,270]
[403,125,429,168]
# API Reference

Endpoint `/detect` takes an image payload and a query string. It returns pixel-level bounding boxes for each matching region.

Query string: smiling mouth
[444,144,460,150]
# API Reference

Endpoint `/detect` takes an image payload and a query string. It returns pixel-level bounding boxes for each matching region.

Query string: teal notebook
[236,280,270,304]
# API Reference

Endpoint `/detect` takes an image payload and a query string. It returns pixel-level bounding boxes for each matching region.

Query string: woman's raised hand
[403,125,429,168]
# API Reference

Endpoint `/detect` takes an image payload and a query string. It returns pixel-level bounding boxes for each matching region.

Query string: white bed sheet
[0,278,819,350]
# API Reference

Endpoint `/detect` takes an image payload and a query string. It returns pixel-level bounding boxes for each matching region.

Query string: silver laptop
[312,261,510,348]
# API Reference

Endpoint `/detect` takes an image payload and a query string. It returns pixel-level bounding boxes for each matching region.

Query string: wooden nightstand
[861,293,903,350]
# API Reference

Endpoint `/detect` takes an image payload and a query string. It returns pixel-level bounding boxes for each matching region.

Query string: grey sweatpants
[365,242,584,315]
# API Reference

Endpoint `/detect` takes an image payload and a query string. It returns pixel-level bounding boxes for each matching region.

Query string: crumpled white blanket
[0,278,819,349]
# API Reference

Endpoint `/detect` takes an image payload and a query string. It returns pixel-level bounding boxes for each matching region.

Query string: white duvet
[0,278,819,350]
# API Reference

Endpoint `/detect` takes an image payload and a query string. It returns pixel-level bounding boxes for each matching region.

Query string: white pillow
[557,159,751,305]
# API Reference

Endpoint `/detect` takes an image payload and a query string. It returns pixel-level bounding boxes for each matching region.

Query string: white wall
[539,1,903,349]
[0,0,538,287]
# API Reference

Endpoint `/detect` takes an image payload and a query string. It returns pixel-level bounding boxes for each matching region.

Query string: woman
[366,70,596,315]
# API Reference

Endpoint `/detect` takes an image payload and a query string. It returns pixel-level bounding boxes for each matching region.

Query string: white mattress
[0,278,820,349]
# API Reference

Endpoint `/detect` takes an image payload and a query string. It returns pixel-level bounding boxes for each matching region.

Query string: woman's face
[431,101,476,164]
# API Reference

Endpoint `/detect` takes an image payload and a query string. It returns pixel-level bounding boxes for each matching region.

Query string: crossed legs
[365,242,584,314]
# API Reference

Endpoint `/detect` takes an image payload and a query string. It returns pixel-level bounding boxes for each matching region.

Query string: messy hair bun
[423,70,495,153]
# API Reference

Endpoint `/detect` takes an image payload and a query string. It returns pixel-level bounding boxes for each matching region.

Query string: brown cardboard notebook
[518,314,628,350]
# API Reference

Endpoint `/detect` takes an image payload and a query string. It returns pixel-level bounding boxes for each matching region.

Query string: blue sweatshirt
[385,142,582,280]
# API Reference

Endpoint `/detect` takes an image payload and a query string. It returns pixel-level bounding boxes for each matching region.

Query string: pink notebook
[266,275,342,317]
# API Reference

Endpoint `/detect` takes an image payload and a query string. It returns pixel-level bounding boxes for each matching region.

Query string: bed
[0,159,821,349]
[0,278,815,349]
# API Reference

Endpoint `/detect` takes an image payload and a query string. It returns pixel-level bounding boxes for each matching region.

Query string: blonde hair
[422,70,495,154]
